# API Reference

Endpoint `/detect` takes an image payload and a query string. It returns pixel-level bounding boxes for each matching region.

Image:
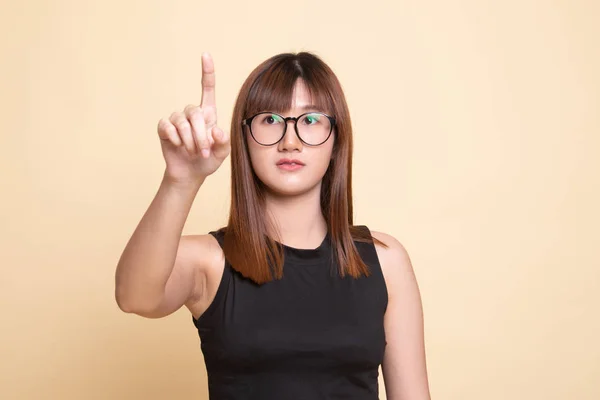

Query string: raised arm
[114,53,230,318]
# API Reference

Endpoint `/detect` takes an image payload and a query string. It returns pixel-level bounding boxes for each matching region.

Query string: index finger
[200,52,216,108]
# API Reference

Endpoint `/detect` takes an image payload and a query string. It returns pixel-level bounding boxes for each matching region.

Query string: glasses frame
[242,111,336,146]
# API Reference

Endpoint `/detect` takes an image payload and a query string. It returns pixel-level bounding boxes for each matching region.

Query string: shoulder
[370,230,411,269]
[185,232,226,278]
[369,230,416,299]
[179,232,224,270]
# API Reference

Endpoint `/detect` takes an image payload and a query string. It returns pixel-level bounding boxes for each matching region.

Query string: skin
[246,79,335,248]
[372,231,432,399]
[115,53,431,399]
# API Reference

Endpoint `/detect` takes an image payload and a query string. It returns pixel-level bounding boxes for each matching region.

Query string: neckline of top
[274,230,332,265]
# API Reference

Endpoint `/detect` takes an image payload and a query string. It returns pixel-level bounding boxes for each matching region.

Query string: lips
[277,158,305,166]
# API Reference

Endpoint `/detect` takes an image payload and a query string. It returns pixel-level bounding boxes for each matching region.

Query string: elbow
[115,286,137,314]
[115,293,136,314]
[114,283,161,315]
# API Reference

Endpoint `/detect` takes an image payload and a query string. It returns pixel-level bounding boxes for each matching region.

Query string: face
[246,79,335,197]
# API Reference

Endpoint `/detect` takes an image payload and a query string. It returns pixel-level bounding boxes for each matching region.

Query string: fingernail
[202,149,210,158]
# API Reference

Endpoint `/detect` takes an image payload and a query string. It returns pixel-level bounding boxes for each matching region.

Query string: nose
[277,118,303,152]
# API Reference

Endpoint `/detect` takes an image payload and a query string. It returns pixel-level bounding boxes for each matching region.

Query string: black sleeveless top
[192,225,388,399]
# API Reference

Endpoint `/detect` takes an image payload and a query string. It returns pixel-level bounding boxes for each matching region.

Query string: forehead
[290,80,310,105]
[286,80,327,113]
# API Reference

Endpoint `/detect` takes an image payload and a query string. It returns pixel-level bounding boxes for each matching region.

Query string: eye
[262,114,283,125]
[302,113,321,125]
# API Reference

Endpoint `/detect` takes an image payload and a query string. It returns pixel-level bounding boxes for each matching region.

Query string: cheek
[316,147,334,171]
[247,144,272,178]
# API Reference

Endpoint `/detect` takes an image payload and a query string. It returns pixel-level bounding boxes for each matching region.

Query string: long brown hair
[222,51,387,284]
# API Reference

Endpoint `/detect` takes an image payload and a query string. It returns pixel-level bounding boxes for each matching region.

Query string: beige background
[1,0,598,399]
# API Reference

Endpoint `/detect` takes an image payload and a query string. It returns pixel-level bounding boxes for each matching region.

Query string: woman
[115,52,431,399]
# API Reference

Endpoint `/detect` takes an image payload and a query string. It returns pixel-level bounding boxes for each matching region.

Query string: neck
[264,184,327,249]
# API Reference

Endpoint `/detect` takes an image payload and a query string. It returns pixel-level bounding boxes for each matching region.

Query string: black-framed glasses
[242,111,336,146]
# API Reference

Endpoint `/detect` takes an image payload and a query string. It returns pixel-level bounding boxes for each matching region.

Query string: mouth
[276,159,305,166]
[277,161,305,171]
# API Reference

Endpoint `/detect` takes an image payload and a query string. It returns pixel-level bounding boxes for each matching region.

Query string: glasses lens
[251,113,286,145]
[250,112,332,145]
[296,113,331,145]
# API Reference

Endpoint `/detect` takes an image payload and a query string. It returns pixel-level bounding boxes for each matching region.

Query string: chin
[263,183,313,197]
[259,176,321,198]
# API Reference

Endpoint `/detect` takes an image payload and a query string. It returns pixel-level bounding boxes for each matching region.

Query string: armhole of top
[358,225,390,313]
[192,229,230,328]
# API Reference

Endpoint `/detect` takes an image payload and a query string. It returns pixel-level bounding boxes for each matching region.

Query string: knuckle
[184,104,197,115]
[176,118,190,130]
[158,119,173,134]
[165,123,177,135]
[189,108,204,122]
[169,112,182,124]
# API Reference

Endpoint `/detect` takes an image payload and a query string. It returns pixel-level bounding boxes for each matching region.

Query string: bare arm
[114,176,205,318]
[372,231,431,400]
[114,53,230,319]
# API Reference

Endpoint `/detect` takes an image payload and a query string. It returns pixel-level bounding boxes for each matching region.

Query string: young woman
[115,52,431,399]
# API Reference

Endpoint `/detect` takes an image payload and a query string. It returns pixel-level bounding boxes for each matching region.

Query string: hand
[157,53,230,185]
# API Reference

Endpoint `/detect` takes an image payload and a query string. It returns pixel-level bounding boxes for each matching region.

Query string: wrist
[161,172,205,192]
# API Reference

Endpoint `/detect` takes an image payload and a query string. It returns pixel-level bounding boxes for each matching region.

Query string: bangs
[244,58,334,117]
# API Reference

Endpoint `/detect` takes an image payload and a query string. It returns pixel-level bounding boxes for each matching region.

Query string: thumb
[211,126,230,158]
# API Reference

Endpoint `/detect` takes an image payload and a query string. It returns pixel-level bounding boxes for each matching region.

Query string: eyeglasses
[242,111,336,146]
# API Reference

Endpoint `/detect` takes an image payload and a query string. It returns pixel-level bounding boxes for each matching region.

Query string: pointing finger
[200,52,216,108]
